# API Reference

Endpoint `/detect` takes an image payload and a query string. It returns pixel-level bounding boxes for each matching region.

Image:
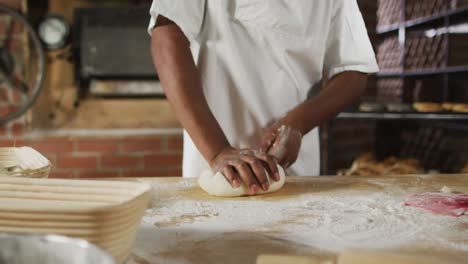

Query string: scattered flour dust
[138,180,468,256]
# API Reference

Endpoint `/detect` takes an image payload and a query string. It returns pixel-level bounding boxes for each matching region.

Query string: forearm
[151,22,229,164]
[279,71,368,135]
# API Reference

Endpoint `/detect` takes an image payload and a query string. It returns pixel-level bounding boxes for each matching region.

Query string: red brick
[48,171,74,179]
[78,171,119,178]
[57,156,97,169]
[144,153,182,167]
[101,155,140,168]
[77,139,119,153]
[121,138,162,152]
[121,169,167,178]
[31,139,74,154]
[11,122,23,136]
[43,153,57,165]
[0,139,26,147]
[168,136,183,151]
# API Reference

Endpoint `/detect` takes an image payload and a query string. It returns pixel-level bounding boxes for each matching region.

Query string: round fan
[0,4,45,125]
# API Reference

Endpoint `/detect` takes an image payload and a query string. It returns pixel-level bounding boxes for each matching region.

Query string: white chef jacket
[148,0,379,177]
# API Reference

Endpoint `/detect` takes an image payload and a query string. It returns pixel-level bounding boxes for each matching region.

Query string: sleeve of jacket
[148,0,206,42]
[323,0,379,79]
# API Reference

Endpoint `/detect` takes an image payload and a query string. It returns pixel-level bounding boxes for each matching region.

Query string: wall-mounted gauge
[38,14,70,50]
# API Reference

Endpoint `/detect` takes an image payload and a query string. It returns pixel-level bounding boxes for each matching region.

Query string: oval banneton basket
[0,177,151,263]
[0,147,51,178]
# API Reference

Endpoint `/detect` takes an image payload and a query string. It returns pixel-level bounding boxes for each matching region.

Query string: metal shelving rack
[337,112,468,121]
[377,5,468,34]
[377,65,468,77]
[377,1,468,101]
[322,1,468,175]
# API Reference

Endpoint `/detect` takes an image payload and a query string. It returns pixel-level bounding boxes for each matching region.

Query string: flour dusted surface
[129,178,468,264]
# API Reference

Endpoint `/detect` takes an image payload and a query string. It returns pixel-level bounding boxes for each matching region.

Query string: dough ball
[198,165,286,197]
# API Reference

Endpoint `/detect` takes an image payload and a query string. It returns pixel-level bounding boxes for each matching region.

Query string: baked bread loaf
[340,154,424,176]
[359,102,385,112]
[452,103,468,113]
[413,102,443,113]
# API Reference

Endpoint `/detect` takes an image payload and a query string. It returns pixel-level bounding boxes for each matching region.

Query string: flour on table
[440,186,453,194]
[137,189,468,258]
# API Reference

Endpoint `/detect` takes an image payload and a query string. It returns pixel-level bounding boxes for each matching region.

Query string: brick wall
[0,132,184,178]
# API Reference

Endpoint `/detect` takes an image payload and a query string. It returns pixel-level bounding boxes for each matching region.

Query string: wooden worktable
[126,174,468,264]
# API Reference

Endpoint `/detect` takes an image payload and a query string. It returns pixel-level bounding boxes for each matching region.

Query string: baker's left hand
[255,124,302,169]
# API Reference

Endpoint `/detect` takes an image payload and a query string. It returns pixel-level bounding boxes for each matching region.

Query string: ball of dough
[198,165,286,197]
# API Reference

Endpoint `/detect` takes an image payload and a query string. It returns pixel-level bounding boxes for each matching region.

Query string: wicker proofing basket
[0,147,51,178]
[0,177,152,263]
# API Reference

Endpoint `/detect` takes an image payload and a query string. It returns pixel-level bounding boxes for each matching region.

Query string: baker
[148,0,378,195]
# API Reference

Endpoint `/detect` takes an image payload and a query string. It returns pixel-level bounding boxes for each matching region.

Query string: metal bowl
[0,234,116,264]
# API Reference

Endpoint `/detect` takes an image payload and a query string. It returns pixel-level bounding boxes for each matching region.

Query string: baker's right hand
[210,147,280,195]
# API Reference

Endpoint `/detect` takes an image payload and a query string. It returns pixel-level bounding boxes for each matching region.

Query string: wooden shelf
[377,65,468,78]
[377,24,399,34]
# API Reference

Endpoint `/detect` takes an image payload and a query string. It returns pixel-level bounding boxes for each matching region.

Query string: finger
[213,158,231,173]
[224,166,241,188]
[282,158,292,169]
[233,160,260,195]
[255,138,272,153]
[241,155,269,191]
[275,125,290,147]
[239,149,254,156]
[269,128,290,159]
[257,131,278,153]
[264,133,277,149]
[277,153,289,169]
[255,152,280,182]
[269,141,287,165]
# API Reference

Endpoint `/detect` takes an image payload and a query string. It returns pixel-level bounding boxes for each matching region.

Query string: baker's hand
[210,147,280,195]
[256,124,302,169]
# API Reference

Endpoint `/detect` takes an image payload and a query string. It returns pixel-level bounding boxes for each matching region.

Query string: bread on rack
[383,159,424,175]
[413,102,443,113]
[386,103,413,112]
[359,102,385,112]
[442,102,457,111]
[452,103,468,113]
[340,154,425,176]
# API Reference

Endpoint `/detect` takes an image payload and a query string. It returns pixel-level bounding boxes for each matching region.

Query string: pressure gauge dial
[38,14,70,50]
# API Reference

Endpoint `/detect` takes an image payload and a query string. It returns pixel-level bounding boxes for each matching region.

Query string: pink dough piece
[405,192,468,217]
